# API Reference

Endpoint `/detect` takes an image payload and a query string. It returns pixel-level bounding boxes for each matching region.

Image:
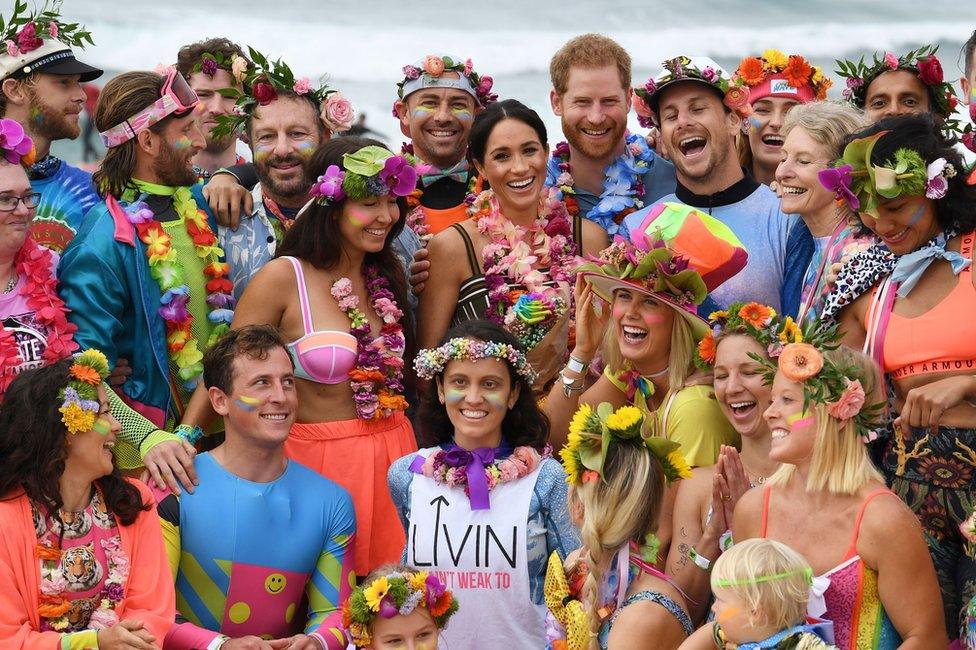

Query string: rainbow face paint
[787,412,815,432]
[235,395,261,412]
[296,139,316,157]
[345,206,380,228]
[444,388,465,404]
[451,107,473,121]
[484,393,509,412]
[252,144,272,163]
[171,135,193,150]
[92,417,112,435]
[907,203,927,226]
[412,106,435,120]
[748,116,762,131]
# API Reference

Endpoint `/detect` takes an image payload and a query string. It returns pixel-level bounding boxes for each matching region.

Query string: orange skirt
[286,412,417,576]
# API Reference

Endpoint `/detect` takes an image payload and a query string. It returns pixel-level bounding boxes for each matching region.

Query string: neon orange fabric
[286,412,417,576]
[423,204,469,236]
[0,479,174,648]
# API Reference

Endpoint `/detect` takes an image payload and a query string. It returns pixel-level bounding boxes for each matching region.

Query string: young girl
[679,539,835,649]
[545,403,694,650]
[343,565,459,649]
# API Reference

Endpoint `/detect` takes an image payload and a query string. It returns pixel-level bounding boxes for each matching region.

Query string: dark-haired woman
[823,113,976,639]
[228,137,418,576]
[388,320,580,648]
[0,355,174,647]
[418,99,608,395]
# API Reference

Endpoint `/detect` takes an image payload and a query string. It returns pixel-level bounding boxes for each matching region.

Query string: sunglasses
[99,69,199,149]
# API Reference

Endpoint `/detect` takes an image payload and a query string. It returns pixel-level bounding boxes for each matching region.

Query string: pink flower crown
[396,54,496,108]
[309,145,418,206]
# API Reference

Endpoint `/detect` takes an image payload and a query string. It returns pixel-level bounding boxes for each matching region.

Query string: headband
[413,337,537,384]
[396,54,496,107]
[713,566,814,588]
[59,350,110,435]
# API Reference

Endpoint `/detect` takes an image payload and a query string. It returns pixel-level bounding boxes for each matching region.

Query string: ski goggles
[99,69,199,148]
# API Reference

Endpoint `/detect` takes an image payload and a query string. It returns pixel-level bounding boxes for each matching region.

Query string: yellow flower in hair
[811,67,824,85]
[409,571,429,592]
[779,317,803,344]
[708,310,729,322]
[568,403,593,438]
[60,402,96,435]
[560,430,583,484]
[762,49,789,71]
[667,450,693,480]
[605,405,642,433]
[363,576,390,612]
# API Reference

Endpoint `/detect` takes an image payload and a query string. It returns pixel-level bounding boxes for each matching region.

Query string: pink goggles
[99,69,199,148]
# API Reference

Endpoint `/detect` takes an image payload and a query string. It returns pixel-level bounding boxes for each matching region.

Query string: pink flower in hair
[826,378,866,421]
[320,92,354,133]
[16,23,42,53]
[48,22,58,38]
[463,58,473,76]
[884,52,899,70]
[0,118,33,164]
[293,77,311,95]
[5,41,19,57]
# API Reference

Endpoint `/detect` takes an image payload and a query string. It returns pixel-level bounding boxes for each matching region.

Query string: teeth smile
[730,401,755,409]
[581,128,610,136]
[261,414,287,420]
[762,135,784,145]
[507,178,533,189]
[622,325,648,343]
[429,130,456,137]
[365,227,387,236]
[781,186,807,195]
[771,428,789,440]
[460,409,488,419]
[678,136,706,155]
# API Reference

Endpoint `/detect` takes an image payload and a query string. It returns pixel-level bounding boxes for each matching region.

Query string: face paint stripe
[235,395,261,412]
[92,418,112,435]
[787,414,816,431]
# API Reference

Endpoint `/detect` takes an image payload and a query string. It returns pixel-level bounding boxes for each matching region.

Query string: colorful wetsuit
[760,486,901,649]
[28,155,100,254]
[158,453,355,648]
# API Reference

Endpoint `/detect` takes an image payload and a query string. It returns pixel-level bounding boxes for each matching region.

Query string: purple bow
[818,164,860,211]
[443,445,498,510]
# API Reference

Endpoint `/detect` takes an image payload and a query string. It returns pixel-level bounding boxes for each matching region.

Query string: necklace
[470,187,576,351]
[2,274,15,293]
[550,132,655,238]
[330,265,408,420]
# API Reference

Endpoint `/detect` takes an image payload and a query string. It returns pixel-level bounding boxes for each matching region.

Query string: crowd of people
[0,2,975,648]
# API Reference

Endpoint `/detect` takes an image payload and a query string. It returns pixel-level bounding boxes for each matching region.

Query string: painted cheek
[412,106,435,120]
[346,206,380,228]
[787,411,815,432]
[716,605,742,625]
[444,388,465,404]
[612,304,627,321]
[451,108,473,121]
[92,418,112,435]
[29,106,43,123]
[641,311,665,327]
[296,140,316,157]
[748,116,762,131]
[484,393,508,412]
[171,136,193,150]
[253,144,272,163]
[235,395,261,412]
[907,203,926,226]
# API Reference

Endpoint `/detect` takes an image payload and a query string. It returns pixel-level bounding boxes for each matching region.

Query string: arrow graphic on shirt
[430,495,449,566]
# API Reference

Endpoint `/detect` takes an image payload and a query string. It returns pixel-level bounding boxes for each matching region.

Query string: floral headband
[694,301,798,370]
[632,56,751,129]
[818,130,957,218]
[836,45,959,125]
[0,117,35,165]
[342,570,459,648]
[0,0,94,60]
[734,50,832,102]
[396,54,496,108]
[309,145,418,206]
[190,50,247,80]
[211,46,353,140]
[561,402,692,486]
[413,337,537,384]
[58,349,110,435]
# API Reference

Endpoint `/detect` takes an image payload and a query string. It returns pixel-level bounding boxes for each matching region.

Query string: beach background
[49,0,975,164]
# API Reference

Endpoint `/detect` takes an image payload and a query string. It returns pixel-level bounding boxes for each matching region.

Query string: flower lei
[0,0,94,59]
[400,142,480,242]
[330,266,408,420]
[470,187,576,351]
[836,45,959,126]
[550,132,653,238]
[37,517,130,631]
[734,50,832,100]
[418,445,548,498]
[343,570,459,648]
[0,237,78,397]
[413,337,537,384]
[561,402,691,485]
[121,186,235,392]
[58,349,110,434]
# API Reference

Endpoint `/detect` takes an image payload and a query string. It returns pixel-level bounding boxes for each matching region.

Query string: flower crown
[396,54,497,107]
[836,45,959,126]
[190,49,246,79]
[633,56,751,129]
[577,236,708,309]
[694,301,796,370]
[0,0,93,59]
[0,117,35,164]
[818,130,957,218]
[211,46,352,140]
[413,337,537,384]
[58,349,110,435]
[309,145,418,206]
[734,50,832,100]
[342,570,459,648]
[561,402,692,486]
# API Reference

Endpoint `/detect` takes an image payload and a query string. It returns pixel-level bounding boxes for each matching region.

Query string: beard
[26,92,80,142]
[561,114,627,160]
[153,139,198,187]
[204,131,235,155]
[254,153,312,199]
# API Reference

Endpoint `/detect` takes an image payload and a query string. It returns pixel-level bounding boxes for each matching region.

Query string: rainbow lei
[121,186,235,391]
[0,237,78,397]
[58,349,110,435]
[471,186,576,351]
[330,265,408,420]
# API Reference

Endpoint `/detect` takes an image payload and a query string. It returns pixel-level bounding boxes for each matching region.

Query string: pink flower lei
[0,237,79,397]
[331,265,409,420]
[471,186,577,350]
[419,446,549,498]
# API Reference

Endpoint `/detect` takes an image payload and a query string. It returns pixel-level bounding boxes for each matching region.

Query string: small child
[679,539,835,649]
[342,565,459,649]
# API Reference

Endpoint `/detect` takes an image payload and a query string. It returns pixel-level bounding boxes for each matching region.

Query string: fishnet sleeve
[106,384,182,470]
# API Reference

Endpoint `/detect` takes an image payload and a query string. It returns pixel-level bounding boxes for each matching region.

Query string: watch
[566,354,590,375]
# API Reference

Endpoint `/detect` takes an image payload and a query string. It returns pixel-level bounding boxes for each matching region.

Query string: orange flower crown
[58,350,110,435]
[734,50,832,100]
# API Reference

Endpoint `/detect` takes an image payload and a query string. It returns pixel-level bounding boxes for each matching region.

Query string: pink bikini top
[283,257,357,385]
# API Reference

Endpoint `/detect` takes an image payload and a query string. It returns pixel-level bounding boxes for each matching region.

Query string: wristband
[689,546,713,571]
[212,167,241,183]
[174,423,204,445]
[566,354,590,375]
[560,369,585,398]
[207,636,229,650]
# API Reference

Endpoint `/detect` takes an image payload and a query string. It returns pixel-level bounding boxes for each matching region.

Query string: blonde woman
[545,403,694,649]
[733,327,947,648]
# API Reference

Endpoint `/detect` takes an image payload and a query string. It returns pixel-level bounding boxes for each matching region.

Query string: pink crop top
[283,256,357,385]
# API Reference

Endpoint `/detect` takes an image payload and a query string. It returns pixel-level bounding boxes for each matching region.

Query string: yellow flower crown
[560,403,691,486]
[58,350,110,435]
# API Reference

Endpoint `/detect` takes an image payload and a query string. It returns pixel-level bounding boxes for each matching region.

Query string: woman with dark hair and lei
[208,136,418,577]
[388,320,579,648]
[822,113,976,639]
[0,352,174,647]
[418,99,608,395]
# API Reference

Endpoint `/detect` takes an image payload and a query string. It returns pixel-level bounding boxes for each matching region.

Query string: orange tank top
[881,231,976,379]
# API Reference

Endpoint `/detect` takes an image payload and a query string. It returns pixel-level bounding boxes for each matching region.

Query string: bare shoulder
[676,466,714,504]
[858,487,920,540]
[579,218,609,256]
[730,483,766,539]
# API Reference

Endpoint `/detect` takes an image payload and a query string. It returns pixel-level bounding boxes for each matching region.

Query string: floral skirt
[882,423,976,639]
